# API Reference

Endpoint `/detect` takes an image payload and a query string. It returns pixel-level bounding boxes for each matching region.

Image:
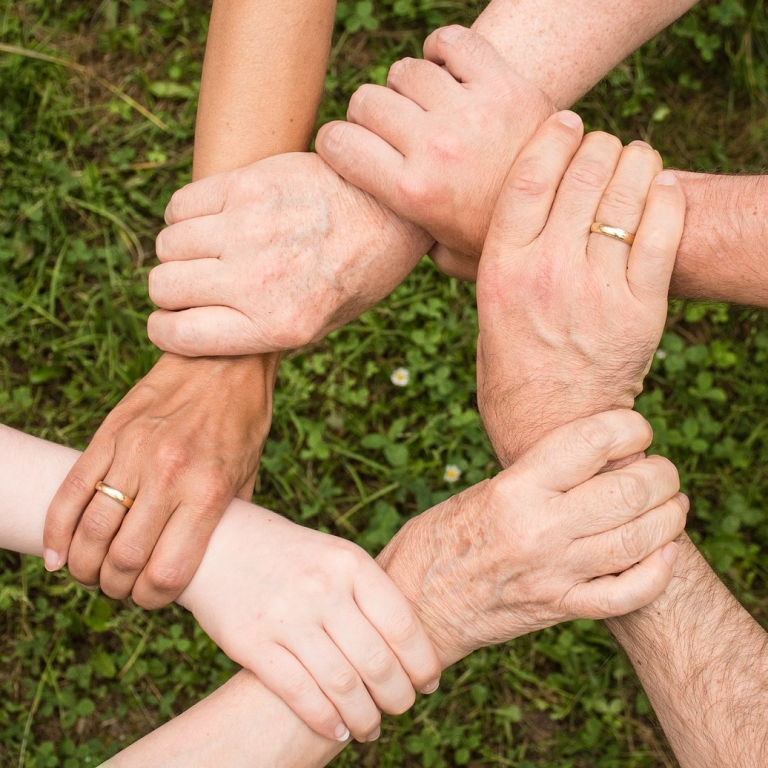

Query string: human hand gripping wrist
[146,152,433,357]
[376,410,686,667]
[177,501,441,744]
[316,25,555,280]
[42,352,278,608]
[475,111,686,465]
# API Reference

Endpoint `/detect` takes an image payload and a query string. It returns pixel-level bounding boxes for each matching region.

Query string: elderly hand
[43,353,276,608]
[475,112,686,465]
[316,25,554,280]
[377,410,686,666]
[147,152,432,356]
[178,500,440,744]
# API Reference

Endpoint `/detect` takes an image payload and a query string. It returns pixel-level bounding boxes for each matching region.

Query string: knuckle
[386,609,421,647]
[426,131,463,164]
[508,164,551,198]
[329,666,360,696]
[614,471,649,512]
[60,472,97,503]
[567,159,612,191]
[143,559,188,596]
[364,646,398,684]
[601,182,645,212]
[618,521,649,563]
[155,442,193,477]
[79,509,117,544]
[396,174,436,212]
[283,670,317,701]
[109,540,149,575]
[573,418,613,455]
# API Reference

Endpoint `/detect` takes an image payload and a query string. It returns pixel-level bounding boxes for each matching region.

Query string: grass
[1,0,768,765]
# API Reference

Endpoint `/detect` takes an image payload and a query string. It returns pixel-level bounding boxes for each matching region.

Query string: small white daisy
[444,464,462,483]
[391,367,410,387]
[655,349,668,360]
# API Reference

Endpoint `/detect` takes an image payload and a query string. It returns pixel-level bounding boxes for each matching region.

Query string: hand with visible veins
[474,111,685,465]
[43,353,277,609]
[316,26,554,280]
[146,152,432,357]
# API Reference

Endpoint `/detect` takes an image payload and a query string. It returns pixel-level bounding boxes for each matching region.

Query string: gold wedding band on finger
[590,222,636,245]
[94,481,134,510]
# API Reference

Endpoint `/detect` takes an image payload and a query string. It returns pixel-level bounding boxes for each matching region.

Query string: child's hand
[316,25,554,279]
[178,507,441,743]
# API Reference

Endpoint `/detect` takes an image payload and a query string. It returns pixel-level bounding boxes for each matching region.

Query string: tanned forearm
[672,173,768,306]
[193,0,336,178]
[607,535,768,767]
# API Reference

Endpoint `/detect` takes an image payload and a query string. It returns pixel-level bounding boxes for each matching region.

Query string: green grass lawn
[2,0,768,765]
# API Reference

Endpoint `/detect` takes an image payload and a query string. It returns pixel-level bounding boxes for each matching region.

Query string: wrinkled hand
[179,501,441,744]
[316,25,554,280]
[43,353,276,608]
[476,112,686,465]
[147,152,432,356]
[377,410,686,666]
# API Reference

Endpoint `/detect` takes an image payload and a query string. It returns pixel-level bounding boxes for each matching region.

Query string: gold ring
[95,481,134,510]
[590,222,636,245]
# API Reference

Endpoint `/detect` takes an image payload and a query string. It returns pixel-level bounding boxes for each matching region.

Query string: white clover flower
[391,367,410,387]
[655,349,668,360]
[444,464,462,483]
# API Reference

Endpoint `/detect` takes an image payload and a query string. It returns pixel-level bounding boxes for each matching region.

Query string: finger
[98,490,178,602]
[386,57,462,109]
[147,307,266,357]
[131,498,227,609]
[547,130,624,264]
[588,141,662,280]
[576,493,689,577]
[483,111,584,254]
[148,259,229,311]
[163,173,230,225]
[569,542,679,619]
[428,243,478,281]
[246,643,350,742]
[565,454,680,537]
[627,170,686,306]
[315,121,406,207]
[325,611,415,716]
[346,83,425,151]
[513,410,654,493]
[422,25,508,84]
[155,216,227,263]
[66,468,139,587]
[43,441,114,572]
[286,630,381,742]
[354,570,441,694]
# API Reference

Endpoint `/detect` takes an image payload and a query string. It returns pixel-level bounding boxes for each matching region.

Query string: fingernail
[662,542,678,566]
[334,724,350,742]
[421,679,440,694]
[557,111,582,130]
[43,549,60,572]
[437,25,462,42]
[679,493,690,513]
[82,583,99,591]
[629,140,652,148]
[366,727,381,742]
[656,170,677,186]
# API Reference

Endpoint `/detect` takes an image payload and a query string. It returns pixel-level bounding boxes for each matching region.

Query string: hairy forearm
[473,0,696,108]
[193,0,336,178]
[607,534,768,767]
[672,172,768,306]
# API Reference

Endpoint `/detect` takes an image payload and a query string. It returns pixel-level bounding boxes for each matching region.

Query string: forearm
[193,0,336,178]
[607,534,768,767]
[672,172,768,306]
[473,0,697,108]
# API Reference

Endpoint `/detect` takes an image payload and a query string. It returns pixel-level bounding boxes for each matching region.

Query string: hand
[43,353,277,608]
[377,410,686,667]
[316,25,554,279]
[147,152,433,356]
[178,502,441,744]
[475,112,686,465]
